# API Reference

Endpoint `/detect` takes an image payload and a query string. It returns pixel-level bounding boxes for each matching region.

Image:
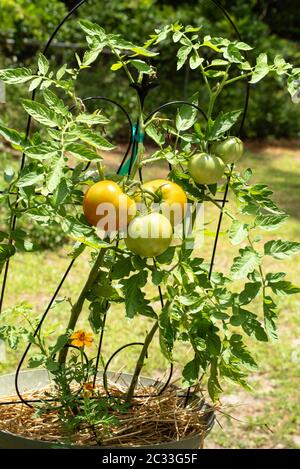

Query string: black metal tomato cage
[0,0,250,409]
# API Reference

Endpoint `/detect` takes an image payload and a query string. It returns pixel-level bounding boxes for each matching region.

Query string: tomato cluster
[83,138,243,257]
[188,137,244,185]
[83,179,187,258]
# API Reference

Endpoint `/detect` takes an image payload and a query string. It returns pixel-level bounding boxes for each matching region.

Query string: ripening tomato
[135,179,187,225]
[188,152,225,185]
[211,137,244,164]
[125,212,173,258]
[83,180,136,231]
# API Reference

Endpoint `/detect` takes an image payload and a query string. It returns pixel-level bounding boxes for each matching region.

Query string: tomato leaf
[22,100,63,128]
[228,220,249,245]
[264,240,300,260]
[0,67,33,84]
[206,110,242,140]
[230,246,260,280]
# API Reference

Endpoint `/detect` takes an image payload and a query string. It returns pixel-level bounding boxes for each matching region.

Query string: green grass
[0,140,300,449]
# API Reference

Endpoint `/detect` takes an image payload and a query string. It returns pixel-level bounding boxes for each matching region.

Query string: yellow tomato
[83,180,136,231]
[136,179,187,225]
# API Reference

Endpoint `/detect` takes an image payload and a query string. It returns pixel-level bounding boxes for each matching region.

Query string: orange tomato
[83,180,136,231]
[135,179,187,225]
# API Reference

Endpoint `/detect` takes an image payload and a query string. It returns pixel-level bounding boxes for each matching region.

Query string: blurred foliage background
[0,0,299,138]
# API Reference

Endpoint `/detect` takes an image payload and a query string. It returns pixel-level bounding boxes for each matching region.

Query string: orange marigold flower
[83,382,94,398]
[70,330,93,348]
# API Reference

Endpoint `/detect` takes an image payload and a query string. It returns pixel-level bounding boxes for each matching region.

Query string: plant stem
[125,321,159,404]
[207,65,230,120]
[224,72,252,86]
[58,248,106,364]
[205,194,235,220]
[111,46,135,84]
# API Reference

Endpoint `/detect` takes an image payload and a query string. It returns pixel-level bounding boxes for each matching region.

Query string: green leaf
[230,335,257,370]
[0,67,33,84]
[16,171,44,188]
[28,354,46,368]
[56,64,67,80]
[111,256,132,279]
[265,272,286,282]
[269,280,300,296]
[42,90,69,117]
[239,282,261,305]
[159,306,176,360]
[130,46,158,57]
[182,356,200,386]
[145,123,165,147]
[82,49,102,67]
[110,62,124,71]
[75,112,109,125]
[189,53,204,70]
[230,246,260,280]
[235,42,253,51]
[239,310,268,341]
[78,128,115,150]
[255,213,288,231]
[47,156,65,192]
[0,244,16,274]
[228,220,249,245]
[89,301,108,333]
[49,333,69,355]
[210,59,229,67]
[37,54,49,75]
[0,124,26,148]
[208,361,222,401]
[122,271,148,318]
[177,46,192,70]
[131,60,152,74]
[207,110,242,140]
[156,246,176,264]
[61,217,94,238]
[152,270,166,286]
[250,53,270,84]
[66,143,101,161]
[54,179,69,207]
[25,142,59,160]
[263,296,278,340]
[176,96,199,132]
[223,43,244,63]
[79,19,106,38]
[68,242,86,260]
[28,77,43,92]
[22,100,63,128]
[264,240,300,260]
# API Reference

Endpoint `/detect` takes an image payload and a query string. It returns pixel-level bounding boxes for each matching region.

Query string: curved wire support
[14,260,76,407]
[102,342,174,399]
[102,342,144,397]
[144,101,208,171]
[16,343,89,409]
[144,100,208,125]
[75,96,134,174]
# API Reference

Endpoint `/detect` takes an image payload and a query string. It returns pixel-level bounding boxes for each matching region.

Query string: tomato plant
[0,19,299,442]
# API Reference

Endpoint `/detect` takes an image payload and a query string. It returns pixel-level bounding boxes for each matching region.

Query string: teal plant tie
[119,124,144,176]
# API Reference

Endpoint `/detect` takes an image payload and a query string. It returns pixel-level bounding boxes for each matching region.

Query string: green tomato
[211,137,244,164]
[125,212,173,258]
[188,152,225,185]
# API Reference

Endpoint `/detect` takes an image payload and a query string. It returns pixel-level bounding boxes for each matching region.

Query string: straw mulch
[0,380,212,447]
